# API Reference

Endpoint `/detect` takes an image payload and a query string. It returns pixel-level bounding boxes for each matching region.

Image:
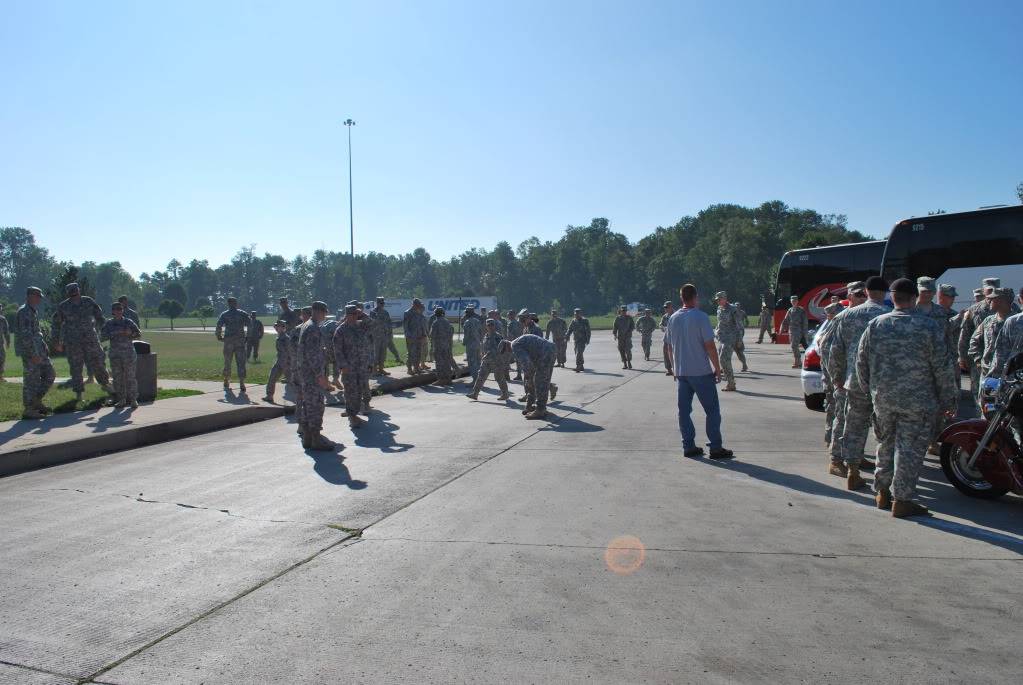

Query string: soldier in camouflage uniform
[429,306,457,385]
[756,301,774,344]
[545,309,569,367]
[612,305,635,369]
[16,287,56,418]
[369,297,395,376]
[117,295,140,328]
[827,276,890,488]
[939,284,963,391]
[490,309,507,336]
[989,291,1023,379]
[507,310,525,379]
[526,312,543,337]
[0,305,9,381]
[816,301,844,446]
[566,308,591,372]
[216,296,249,392]
[856,278,955,518]
[295,302,335,450]
[100,302,142,408]
[913,277,957,451]
[779,295,808,368]
[660,301,675,375]
[733,302,749,371]
[402,298,430,375]
[714,292,741,391]
[969,287,1013,389]
[246,311,264,361]
[462,305,483,380]
[53,282,112,399]
[512,333,558,420]
[262,320,290,403]
[321,313,341,391]
[467,319,512,401]
[635,308,658,361]
[333,304,374,428]
[820,281,867,469]
[290,306,311,434]
[278,297,301,331]
[959,278,999,403]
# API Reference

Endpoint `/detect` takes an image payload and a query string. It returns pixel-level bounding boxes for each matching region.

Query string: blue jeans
[676,374,723,450]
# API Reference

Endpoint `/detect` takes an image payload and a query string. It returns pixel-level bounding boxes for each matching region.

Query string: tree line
[1,200,872,321]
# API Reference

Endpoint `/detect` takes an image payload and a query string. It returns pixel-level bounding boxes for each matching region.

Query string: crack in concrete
[360,535,1023,562]
[0,658,79,682]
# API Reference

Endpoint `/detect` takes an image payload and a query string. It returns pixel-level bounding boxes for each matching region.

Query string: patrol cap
[65,282,80,293]
[973,287,984,297]
[847,281,866,294]
[714,291,727,300]
[865,276,888,292]
[789,295,799,302]
[435,306,445,314]
[311,301,328,313]
[939,283,958,297]
[465,304,475,311]
[573,308,582,313]
[663,301,672,308]
[916,276,937,292]
[889,278,918,296]
[824,302,843,316]
[518,308,529,317]
[618,305,627,311]
[117,294,129,302]
[250,310,259,316]
[645,308,652,312]
[987,287,1012,300]
[26,286,43,297]
[412,297,422,305]
[375,296,385,303]
[300,305,312,315]
[344,304,359,314]
[111,302,123,310]
[275,319,287,327]
[485,318,496,327]
[982,277,1000,288]
[279,296,289,302]
[227,296,238,303]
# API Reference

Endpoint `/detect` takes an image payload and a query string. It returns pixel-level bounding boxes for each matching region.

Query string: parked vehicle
[800,326,825,411]
[938,353,1023,500]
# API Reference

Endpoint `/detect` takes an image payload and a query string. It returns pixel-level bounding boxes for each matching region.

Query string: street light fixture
[344,118,356,256]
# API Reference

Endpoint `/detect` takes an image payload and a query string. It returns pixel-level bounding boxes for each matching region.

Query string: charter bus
[879,205,1023,310]
[772,240,887,341]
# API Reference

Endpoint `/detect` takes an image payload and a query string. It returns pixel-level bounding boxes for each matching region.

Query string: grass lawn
[0,384,203,422]
[3,333,464,384]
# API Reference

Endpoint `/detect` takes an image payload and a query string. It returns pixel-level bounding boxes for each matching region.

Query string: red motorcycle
[939,354,1023,500]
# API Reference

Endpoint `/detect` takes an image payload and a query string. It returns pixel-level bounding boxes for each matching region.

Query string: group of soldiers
[13,284,143,418]
[811,274,1022,518]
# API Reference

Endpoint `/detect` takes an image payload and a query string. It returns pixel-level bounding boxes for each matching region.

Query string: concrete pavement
[0,332,1020,683]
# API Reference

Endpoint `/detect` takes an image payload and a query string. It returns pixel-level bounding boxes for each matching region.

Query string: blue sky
[2,0,1020,276]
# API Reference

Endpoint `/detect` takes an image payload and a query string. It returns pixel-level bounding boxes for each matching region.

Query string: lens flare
[604,535,645,575]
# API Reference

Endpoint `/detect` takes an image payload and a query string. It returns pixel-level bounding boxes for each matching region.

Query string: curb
[0,366,470,478]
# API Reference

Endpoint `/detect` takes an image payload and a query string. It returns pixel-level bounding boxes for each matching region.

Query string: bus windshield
[774,240,886,325]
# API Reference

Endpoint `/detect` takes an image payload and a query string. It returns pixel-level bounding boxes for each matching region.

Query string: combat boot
[348,415,365,429]
[722,384,737,392]
[466,392,479,400]
[518,394,529,402]
[296,423,304,435]
[115,399,126,409]
[360,401,371,415]
[876,489,892,510]
[33,401,52,415]
[522,403,535,415]
[307,430,335,451]
[239,383,246,393]
[892,500,930,518]
[262,394,274,404]
[525,405,547,420]
[497,391,510,400]
[859,459,875,471]
[75,391,83,403]
[846,466,867,491]
[101,381,115,394]
[301,428,312,449]
[223,375,230,389]
[130,400,139,409]
[828,462,848,478]
[22,407,46,419]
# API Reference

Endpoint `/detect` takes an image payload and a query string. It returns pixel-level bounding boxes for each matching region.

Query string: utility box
[134,340,157,402]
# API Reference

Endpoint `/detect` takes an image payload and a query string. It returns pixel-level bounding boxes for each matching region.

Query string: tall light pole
[344,118,356,256]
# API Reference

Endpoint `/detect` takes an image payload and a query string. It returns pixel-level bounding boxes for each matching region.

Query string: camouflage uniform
[507,318,524,378]
[757,305,773,343]
[429,315,457,383]
[495,316,508,337]
[295,319,326,431]
[856,310,954,501]
[635,313,657,360]
[265,330,291,399]
[216,307,249,382]
[462,314,483,377]
[279,306,301,331]
[402,307,429,371]
[525,320,543,337]
[245,317,264,360]
[780,304,809,366]
[612,313,634,365]
[818,311,845,462]
[814,315,840,445]
[369,305,394,373]
[827,299,892,466]
[959,299,993,401]
[988,312,1023,379]
[969,313,1009,387]
[512,334,557,411]
[545,315,568,366]
[715,303,742,386]
[100,317,141,404]
[123,307,140,328]
[471,329,510,396]
[0,315,9,377]
[733,304,748,370]
[659,311,672,372]
[913,299,956,440]
[53,295,109,392]
[16,302,56,409]
[288,323,304,423]
[333,317,373,417]
[566,316,591,370]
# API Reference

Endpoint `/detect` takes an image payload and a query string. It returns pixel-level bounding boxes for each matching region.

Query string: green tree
[192,304,215,329]
[158,299,185,329]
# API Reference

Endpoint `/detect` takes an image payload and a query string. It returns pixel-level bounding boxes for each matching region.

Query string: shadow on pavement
[541,416,604,433]
[703,458,1023,555]
[353,410,413,454]
[86,409,135,433]
[735,390,804,402]
[220,389,257,405]
[305,447,367,489]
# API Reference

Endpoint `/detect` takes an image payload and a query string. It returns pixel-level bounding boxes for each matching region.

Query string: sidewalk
[0,361,468,477]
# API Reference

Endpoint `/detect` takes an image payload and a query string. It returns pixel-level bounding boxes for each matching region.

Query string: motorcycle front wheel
[939,443,1009,499]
